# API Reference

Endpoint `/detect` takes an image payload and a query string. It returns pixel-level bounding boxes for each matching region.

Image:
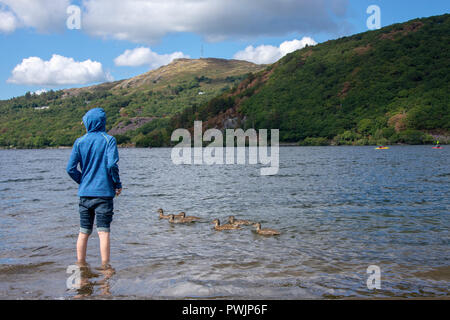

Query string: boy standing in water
[67,108,122,268]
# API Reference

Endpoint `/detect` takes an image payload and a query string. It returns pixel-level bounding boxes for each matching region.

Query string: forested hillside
[171,14,450,146]
[0,14,449,148]
[0,58,264,148]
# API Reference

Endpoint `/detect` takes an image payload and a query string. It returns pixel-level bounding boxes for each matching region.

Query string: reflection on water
[73,264,115,298]
[0,146,448,299]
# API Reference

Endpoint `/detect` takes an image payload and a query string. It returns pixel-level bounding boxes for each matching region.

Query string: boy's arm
[66,140,82,184]
[107,137,122,190]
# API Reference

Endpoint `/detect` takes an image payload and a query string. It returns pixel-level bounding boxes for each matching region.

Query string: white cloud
[233,37,317,64]
[8,54,112,86]
[0,0,350,42]
[82,0,349,44]
[0,0,69,32]
[114,47,189,69]
[34,88,48,95]
[0,9,18,33]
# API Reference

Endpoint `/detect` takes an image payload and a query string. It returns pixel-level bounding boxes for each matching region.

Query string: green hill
[1,14,449,148]
[0,58,264,148]
[171,14,450,146]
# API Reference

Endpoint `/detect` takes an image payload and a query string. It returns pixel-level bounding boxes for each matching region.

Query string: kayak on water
[433,141,442,149]
[375,146,390,150]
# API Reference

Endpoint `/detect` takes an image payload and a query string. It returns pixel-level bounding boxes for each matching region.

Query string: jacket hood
[83,108,106,133]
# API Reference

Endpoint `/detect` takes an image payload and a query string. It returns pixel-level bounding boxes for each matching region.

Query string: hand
[115,188,122,197]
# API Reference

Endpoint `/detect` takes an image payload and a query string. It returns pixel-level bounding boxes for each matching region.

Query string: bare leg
[98,231,110,266]
[77,232,90,265]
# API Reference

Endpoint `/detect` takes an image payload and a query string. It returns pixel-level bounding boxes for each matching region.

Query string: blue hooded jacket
[66,108,122,198]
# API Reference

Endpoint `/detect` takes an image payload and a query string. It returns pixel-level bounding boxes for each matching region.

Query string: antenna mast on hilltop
[200,44,204,58]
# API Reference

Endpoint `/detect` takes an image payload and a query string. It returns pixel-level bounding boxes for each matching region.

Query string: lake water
[0,146,448,299]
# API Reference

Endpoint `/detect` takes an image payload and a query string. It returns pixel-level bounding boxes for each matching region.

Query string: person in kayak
[66,108,122,269]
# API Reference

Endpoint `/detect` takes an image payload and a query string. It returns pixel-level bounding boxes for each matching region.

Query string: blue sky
[0,0,448,100]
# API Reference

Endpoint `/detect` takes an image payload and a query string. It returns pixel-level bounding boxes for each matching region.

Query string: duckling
[228,215,254,226]
[157,208,170,219]
[168,214,193,224]
[212,219,241,231]
[254,222,280,236]
[177,212,201,222]
[173,211,185,218]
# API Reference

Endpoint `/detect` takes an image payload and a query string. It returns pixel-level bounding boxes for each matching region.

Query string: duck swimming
[228,215,253,226]
[168,214,193,224]
[212,219,241,231]
[254,223,280,236]
[157,208,170,219]
[173,212,185,218]
[177,212,201,222]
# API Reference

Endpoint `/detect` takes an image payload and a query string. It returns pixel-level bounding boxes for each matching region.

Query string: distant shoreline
[0,143,446,150]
